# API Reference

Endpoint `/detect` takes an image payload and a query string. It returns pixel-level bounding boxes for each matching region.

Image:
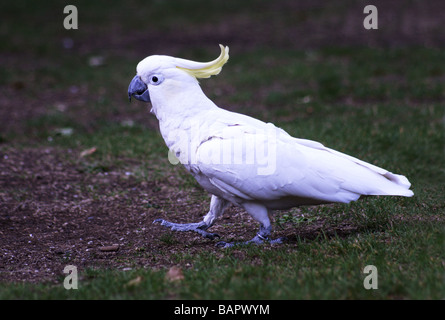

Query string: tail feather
[379,172,414,197]
[320,145,414,198]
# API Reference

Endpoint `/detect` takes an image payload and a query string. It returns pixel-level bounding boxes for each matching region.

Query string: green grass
[2,218,444,299]
[1,0,445,299]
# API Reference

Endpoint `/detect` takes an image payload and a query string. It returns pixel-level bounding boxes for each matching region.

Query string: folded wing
[194,117,413,209]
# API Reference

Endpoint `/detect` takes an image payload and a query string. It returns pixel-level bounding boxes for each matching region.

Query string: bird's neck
[152,83,215,120]
[152,88,219,152]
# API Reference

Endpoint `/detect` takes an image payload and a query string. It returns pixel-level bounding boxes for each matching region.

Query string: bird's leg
[216,224,286,248]
[153,195,229,240]
[216,203,286,248]
[153,219,220,239]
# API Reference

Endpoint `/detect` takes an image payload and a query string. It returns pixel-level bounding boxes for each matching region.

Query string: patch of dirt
[0,146,368,283]
[0,147,285,283]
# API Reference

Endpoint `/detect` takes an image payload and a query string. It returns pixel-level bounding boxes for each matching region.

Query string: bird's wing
[193,116,413,206]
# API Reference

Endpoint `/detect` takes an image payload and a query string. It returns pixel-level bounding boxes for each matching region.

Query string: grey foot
[153,219,220,240]
[216,234,287,248]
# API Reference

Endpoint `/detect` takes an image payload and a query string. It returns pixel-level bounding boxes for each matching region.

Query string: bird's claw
[153,219,165,225]
[215,241,234,248]
[153,219,220,240]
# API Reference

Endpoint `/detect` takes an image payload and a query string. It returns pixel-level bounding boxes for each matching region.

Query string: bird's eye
[149,74,164,85]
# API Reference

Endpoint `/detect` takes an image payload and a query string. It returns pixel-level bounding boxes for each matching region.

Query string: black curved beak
[128,75,151,102]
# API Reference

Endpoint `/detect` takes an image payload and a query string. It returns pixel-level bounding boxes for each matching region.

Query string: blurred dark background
[2,0,444,59]
[1,0,444,136]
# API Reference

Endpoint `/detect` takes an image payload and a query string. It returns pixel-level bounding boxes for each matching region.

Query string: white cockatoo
[128,45,413,247]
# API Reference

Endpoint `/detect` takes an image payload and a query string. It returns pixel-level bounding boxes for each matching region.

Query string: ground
[2,146,347,283]
[0,146,261,282]
[0,0,444,298]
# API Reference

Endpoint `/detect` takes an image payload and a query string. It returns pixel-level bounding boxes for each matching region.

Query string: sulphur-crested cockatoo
[128,45,413,247]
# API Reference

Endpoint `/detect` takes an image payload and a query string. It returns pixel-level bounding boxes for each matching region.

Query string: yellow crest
[176,44,229,79]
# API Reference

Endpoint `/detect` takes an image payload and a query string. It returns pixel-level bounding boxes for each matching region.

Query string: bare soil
[0,146,270,282]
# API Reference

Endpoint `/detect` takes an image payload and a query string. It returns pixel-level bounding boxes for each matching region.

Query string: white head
[128,45,229,111]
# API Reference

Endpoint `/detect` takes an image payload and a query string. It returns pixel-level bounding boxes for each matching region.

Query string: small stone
[99,244,119,252]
